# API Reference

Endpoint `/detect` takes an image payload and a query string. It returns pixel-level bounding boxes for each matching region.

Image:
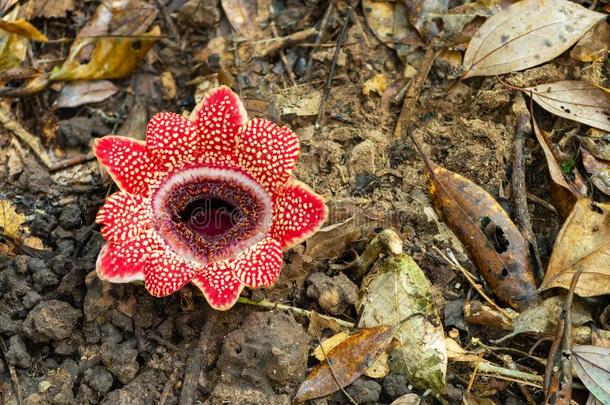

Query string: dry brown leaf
[402,0,448,43]
[580,128,610,161]
[525,81,610,132]
[426,159,539,311]
[572,345,610,404]
[570,21,610,62]
[294,325,395,402]
[0,19,47,42]
[581,148,610,196]
[53,80,119,108]
[49,26,160,81]
[0,6,29,70]
[0,199,44,255]
[531,114,587,200]
[540,198,610,297]
[362,0,424,51]
[220,0,270,35]
[462,0,606,78]
[31,0,75,18]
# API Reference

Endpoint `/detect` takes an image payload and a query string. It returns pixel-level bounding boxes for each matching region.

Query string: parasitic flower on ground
[94,86,327,310]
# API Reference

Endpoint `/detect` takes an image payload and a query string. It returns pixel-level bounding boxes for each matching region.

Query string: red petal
[271,180,327,250]
[233,237,283,288]
[146,112,199,169]
[96,240,147,283]
[191,261,244,310]
[144,243,200,297]
[94,136,160,196]
[192,86,247,158]
[236,118,299,193]
[96,191,151,243]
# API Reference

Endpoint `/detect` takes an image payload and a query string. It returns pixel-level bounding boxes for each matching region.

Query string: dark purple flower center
[152,167,272,264]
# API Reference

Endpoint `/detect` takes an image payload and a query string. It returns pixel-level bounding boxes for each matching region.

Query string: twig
[153,0,181,43]
[303,1,333,78]
[0,338,23,405]
[237,297,355,328]
[179,311,217,405]
[310,312,358,405]
[160,367,180,405]
[393,42,441,139]
[271,22,296,86]
[503,355,536,405]
[315,6,351,129]
[149,333,181,352]
[511,93,544,282]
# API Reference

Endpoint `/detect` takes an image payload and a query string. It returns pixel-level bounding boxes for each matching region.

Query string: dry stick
[315,6,352,129]
[393,42,441,139]
[271,22,296,86]
[179,313,216,405]
[153,0,181,43]
[0,338,23,405]
[303,1,334,78]
[237,297,355,328]
[511,94,545,282]
[159,367,180,405]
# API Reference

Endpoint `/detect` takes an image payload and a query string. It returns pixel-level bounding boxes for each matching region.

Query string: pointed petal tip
[234,237,283,288]
[191,262,244,310]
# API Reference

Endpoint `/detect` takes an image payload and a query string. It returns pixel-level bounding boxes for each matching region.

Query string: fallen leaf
[0,0,17,15]
[572,345,610,404]
[31,0,75,18]
[445,337,482,362]
[525,81,610,132]
[160,71,176,100]
[0,199,44,254]
[570,21,610,62]
[462,0,606,78]
[0,6,29,70]
[580,128,610,161]
[53,80,120,108]
[391,393,421,405]
[358,253,447,395]
[426,159,539,311]
[313,331,391,379]
[0,19,47,42]
[362,73,389,97]
[49,25,161,81]
[581,148,610,196]
[294,325,395,402]
[362,0,424,53]
[275,85,321,116]
[402,0,448,42]
[540,198,610,297]
[220,0,270,36]
[532,114,587,199]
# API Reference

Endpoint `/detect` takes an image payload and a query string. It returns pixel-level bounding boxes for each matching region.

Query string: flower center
[152,166,272,265]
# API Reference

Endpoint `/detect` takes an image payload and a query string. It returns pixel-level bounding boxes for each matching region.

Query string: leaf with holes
[461,0,606,78]
[426,159,539,311]
[358,253,447,395]
[540,198,610,297]
[572,345,610,404]
[294,325,395,402]
[525,81,610,132]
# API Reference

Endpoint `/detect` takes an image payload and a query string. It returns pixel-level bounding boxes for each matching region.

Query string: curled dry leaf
[358,253,447,395]
[540,198,610,297]
[570,21,610,63]
[580,128,610,161]
[362,0,424,52]
[581,148,610,196]
[221,0,270,36]
[402,0,448,43]
[0,19,48,42]
[462,0,606,78]
[53,80,120,108]
[426,159,539,311]
[294,325,395,402]
[0,5,29,70]
[31,0,75,18]
[0,199,44,255]
[49,26,161,81]
[572,345,610,404]
[525,81,610,132]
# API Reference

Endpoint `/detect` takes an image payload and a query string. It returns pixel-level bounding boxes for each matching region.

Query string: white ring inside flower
[151,166,272,265]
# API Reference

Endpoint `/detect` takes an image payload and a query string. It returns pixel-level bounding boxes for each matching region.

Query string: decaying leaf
[313,331,391,379]
[275,85,321,117]
[426,159,539,311]
[572,345,610,404]
[49,26,160,81]
[532,114,587,199]
[581,148,610,196]
[362,0,424,55]
[358,253,447,395]
[540,198,610,297]
[445,337,482,362]
[221,0,270,36]
[0,199,44,254]
[0,19,48,42]
[0,6,29,70]
[462,0,606,78]
[570,21,610,62]
[525,81,610,132]
[580,128,610,161]
[294,325,395,402]
[53,80,120,108]
[402,0,448,43]
[31,0,76,18]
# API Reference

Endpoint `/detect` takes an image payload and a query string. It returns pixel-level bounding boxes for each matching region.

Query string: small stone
[101,342,139,384]
[57,117,93,148]
[345,377,382,403]
[30,213,58,238]
[177,0,220,28]
[33,269,59,289]
[58,204,82,229]
[100,323,123,344]
[306,273,358,315]
[56,239,76,255]
[6,335,31,368]
[84,365,114,394]
[27,257,48,273]
[14,255,28,274]
[22,291,42,309]
[383,374,410,399]
[22,300,82,342]
[0,313,22,336]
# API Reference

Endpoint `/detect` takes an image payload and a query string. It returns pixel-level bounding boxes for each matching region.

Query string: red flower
[94,87,327,310]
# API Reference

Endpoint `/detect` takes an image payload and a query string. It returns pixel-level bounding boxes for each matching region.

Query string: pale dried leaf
[0,19,47,41]
[540,198,610,297]
[580,128,610,161]
[462,0,606,78]
[0,6,28,70]
[581,148,610,196]
[53,80,119,108]
[221,0,270,35]
[362,0,424,51]
[31,0,75,18]
[572,345,610,404]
